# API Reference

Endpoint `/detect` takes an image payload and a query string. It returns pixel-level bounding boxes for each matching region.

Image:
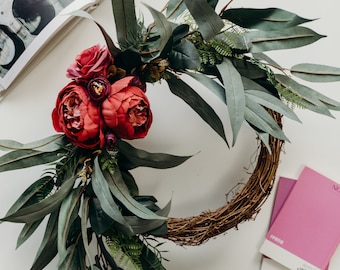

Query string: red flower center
[128,100,148,127]
[62,93,84,133]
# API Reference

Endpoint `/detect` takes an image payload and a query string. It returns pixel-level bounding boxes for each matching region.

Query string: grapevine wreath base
[164,111,283,246]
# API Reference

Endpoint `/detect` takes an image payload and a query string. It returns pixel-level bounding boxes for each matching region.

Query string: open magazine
[0,0,102,100]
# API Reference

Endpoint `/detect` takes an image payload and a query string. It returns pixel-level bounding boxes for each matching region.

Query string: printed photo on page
[0,0,101,97]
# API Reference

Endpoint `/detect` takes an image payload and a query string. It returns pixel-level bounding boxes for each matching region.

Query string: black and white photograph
[0,0,74,77]
[0,0,100,97]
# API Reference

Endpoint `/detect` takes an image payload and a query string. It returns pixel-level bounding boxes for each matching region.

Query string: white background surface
[1,0,340,269]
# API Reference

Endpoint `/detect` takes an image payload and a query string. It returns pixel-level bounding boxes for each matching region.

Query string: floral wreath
[1,1,340,269]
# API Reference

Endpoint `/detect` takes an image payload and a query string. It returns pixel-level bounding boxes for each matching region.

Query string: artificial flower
[105,131,118,151]
[87,76,111,102]
[52,81,104,149]
[66,44,113,83]
[102,76,152,139]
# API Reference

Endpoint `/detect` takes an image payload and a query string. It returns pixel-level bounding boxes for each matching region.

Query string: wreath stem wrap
[163,111,283,246]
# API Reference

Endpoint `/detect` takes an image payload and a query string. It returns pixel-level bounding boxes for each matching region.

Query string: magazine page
[0,0,102,99]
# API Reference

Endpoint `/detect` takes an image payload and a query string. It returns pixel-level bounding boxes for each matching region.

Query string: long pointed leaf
[169,39,200,70]
[165,0,186,19]
[1,176,76,223]
[0,134,65,152]
[245,26,325,52]
[166,71,228,145]
[143,3,173,56]
[31,211,58,270]
[245,96,289,141]
[16,219,44,249]
[92,158,132,231]
[111,0,137,48]
[104,164,166,221]
[185,71,227,104]
[222,8,314,31]
[70,10,120,56]
[245,90,301,122]
[58,239,83,270]
[184,0,224,40]
[252,52,281,68]
[117,140,192,170]
[256,132,271,154]
[217,58,245,146]
[89,197,115,235]
[291,63,340,82]
[0,148,61,172]
[58,187,82,261]
[275,74,339,115]
[125,199,171,234]
[81,197,95,268]
[5,176,54,217]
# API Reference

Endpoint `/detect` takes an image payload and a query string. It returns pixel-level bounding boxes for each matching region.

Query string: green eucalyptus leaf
[57,187,82,260]
[231,58,267,79]
[140,244,166,270]
[1,175,76,223]
[291,63,340,82]
[184,0,224,40]
[221,8,313,31]
[117,139,192,171]
[104,165,166,221]
[0,149,61,172]
[245,90,301,122]
[275,74,339,115]
[169,39,200,69]
[185,71,227,104]
[217,58,245,146]
[70,10,120,56]
[242,77,270,93]
[171,24,190,44]
[92,158,132,231]
[245,26,325,52]
[0,134,65,152]
[252,52,281,68]
[124,199,171,234]
[166,0,187,19]
[58,242,82,270]
[81,197,95,268]
[58,217,84,270]
[5,176,54,217]
[31,211,58,270]
[245,95,289,141]
[89,197,115,235]
[16,219,44,249]
[121,170,139,196]
[166,71,228,145]
[256,132,272,154]
[208,0,219,9]
[111,0,137,49]
[144,3,173,57]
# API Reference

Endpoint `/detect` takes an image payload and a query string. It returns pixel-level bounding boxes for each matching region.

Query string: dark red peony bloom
[52,82,104,149]
[66,44,113,83]
[101,76,152,139]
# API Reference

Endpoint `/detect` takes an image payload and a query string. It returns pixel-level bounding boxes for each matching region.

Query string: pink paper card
[269,177,296,227]
[260,167,340,270]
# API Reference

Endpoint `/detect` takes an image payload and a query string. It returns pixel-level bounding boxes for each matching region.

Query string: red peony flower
[52,82,104,149]
[66,44,113,83]
[101,76,152,139]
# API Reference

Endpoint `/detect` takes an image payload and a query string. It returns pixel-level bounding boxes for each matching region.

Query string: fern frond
[106,234,143,270]
[210,39,233,57]
[277,85,306,110]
